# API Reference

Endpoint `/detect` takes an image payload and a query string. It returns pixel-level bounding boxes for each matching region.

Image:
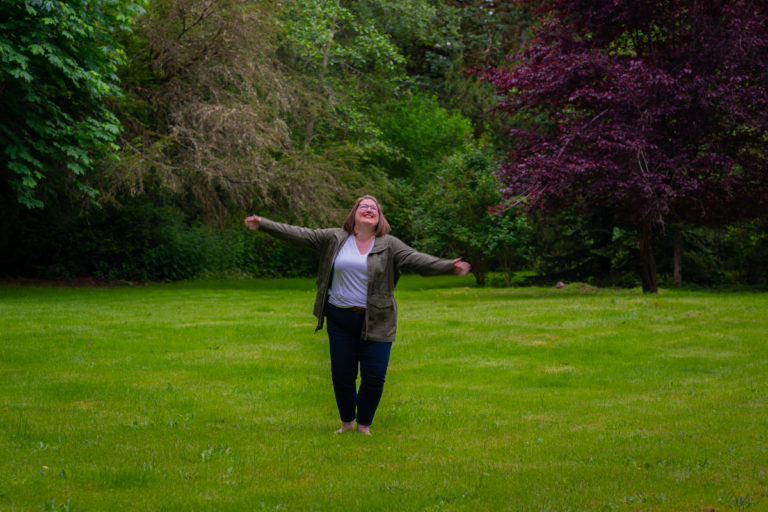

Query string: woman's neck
[355,228,375,241]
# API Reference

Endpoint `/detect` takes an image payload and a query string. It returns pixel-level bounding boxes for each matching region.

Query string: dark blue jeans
[325,303,392,426]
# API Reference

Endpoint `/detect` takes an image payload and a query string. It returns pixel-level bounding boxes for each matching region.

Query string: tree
[448,0,535,69]
[280,0,407,152]
[0,0,146,208]
[410,148,531,285]
[373,92,473,180]
[484,0,768,292]
[112,0,381,224]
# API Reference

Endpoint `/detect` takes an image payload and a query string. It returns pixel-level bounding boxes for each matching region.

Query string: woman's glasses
[359,204,378,212]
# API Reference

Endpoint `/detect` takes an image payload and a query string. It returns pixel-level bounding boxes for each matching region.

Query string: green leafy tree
[373,92,473,180]
[280,0,407,150]
[0,0,146,207]
[350,0,460,83]
[410,148,531,285]
[282,0,405,75]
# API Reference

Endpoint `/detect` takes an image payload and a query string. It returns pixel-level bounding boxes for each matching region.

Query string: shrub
[0,195,318,281]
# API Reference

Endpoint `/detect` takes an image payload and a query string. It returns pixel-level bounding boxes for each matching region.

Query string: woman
[244,195,470,435]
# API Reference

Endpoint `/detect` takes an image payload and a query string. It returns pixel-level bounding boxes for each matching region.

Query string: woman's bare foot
[356,424,371,435]
[335,421,355,434]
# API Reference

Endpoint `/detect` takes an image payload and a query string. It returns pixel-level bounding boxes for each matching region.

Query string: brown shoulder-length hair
[342,195,391,236]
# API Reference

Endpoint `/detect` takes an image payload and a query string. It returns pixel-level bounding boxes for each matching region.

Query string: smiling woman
[244,195,471,435]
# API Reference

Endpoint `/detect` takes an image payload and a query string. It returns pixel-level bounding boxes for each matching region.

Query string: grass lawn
[1,276,766,511]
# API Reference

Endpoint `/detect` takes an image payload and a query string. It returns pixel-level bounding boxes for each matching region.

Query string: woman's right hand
[244,215,261,230]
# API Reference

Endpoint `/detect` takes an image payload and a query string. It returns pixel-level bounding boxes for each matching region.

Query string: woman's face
[355,198,379,231]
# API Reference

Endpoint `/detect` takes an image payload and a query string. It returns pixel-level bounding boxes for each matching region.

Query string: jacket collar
[369,235,390,254]
[336,229,391,254]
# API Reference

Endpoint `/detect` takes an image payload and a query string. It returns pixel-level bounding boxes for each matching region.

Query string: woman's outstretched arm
[244,215,333,252]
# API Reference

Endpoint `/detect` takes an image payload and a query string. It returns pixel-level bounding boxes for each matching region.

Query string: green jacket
[259,218,456,342]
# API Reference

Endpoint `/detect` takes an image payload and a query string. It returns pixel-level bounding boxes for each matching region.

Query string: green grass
[1,276,766,511]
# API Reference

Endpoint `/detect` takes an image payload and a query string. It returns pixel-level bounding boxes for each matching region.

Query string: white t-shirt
[328,234,374,308]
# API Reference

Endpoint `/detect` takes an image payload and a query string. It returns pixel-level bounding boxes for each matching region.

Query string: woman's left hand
[452,258,471,276]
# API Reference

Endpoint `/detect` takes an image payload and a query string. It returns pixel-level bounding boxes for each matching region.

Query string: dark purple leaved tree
[484,0,768,292]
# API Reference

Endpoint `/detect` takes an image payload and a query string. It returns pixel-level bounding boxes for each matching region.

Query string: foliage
[361,0,461,90]
[720,220,768,285]
[360,0,450,48]
[365,1,534,93]
[450,0,535,69]
[281,0,406,76]
[483,0,768,292]
[485,270,536,287]
[372,92,473,180]
[655,220,768,286]
[114,0,291,215]
[524,208,640,287]
[0,0,146,208]
[2,0,767,286]
[363,1,535,147]
[410,148,531,285]
[278,0,410,161]
[0,194,317,281]
[109,0,375,224]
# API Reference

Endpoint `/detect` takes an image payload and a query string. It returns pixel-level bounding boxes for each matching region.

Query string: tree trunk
[470,256,488,286]
[673,226,683,286]
[472,269,487,287]
[640,222,659,293]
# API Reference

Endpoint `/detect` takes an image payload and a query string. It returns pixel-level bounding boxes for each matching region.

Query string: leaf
[66,162,86,175]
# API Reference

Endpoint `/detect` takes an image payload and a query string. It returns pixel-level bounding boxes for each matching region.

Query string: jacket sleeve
[258,218,333,252]
[390,236,455,276]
